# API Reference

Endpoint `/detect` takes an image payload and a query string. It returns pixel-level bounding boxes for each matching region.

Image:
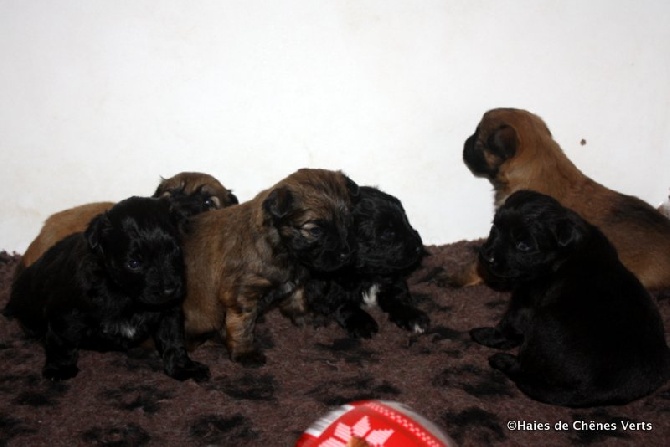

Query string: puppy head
[153,171,239,217]
[478,190,588,290]
[85,197,186,306]
[262,169,359,272]
[462,108,556,183]
[354,186,424,274]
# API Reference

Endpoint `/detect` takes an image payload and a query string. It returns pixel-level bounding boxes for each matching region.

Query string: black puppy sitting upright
[4,197,210,382]
[471,190,670,407]
[304,186,429,338]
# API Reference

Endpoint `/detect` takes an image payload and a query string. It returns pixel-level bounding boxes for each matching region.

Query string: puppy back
[273,168,355,220]
[20,202,115,269]
[7,232,91,336]
[480,108,590,206]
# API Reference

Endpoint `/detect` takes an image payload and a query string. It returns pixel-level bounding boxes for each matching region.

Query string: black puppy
[4,197,210,382]
[471,190,670,407]
[304,186,429,338]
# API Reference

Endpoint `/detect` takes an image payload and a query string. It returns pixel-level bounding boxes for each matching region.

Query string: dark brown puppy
[19,172,238,269]
[451,107,670,289]
[471,190,670,407]
[301,186,429,339]
[183,168,358,366]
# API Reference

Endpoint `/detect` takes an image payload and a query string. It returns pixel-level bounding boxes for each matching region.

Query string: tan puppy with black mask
[183,168,358,366]
[449,107,670,290]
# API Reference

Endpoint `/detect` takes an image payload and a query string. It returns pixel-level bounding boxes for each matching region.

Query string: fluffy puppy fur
[183,168,358,366]
[19,171,238,270]
[303,186,429,338]
[450,108,670,289]
[4,197,210,382]
[470,190,670,407]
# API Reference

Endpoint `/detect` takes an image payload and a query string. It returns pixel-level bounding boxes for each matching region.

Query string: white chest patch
[102,322,138,339]
[362,283,381,307]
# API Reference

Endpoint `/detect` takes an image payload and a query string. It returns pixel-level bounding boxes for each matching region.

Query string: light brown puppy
[19,172,238,269]
[183,168,358,366]
[452,107,670,289]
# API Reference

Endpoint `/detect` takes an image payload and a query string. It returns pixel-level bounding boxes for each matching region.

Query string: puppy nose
[480,247,495,264]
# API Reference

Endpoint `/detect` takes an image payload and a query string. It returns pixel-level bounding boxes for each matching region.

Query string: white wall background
[1,0,669,252]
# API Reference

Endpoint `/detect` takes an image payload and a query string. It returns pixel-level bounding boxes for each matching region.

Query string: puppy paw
[167,360,211,382]
[390,308,430,334]
[43,363,79,381]
[344,311,379,339]
[488,353,520,374]
[288,314,306,328]
[470,327,521,349]
[232,350,267,368]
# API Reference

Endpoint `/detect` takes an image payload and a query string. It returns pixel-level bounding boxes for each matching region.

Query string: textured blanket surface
[1,243,669,447]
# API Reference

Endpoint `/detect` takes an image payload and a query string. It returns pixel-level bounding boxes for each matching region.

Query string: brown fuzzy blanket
[1,242,669,446]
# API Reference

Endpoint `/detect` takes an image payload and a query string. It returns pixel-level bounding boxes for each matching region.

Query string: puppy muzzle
[478,246,504,278]
[138,281,183,307]
[463,135,497,179]
[313,247,353,272]
[162,284,179,299]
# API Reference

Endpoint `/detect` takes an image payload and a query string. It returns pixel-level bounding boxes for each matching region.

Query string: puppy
[4,197,210,382]
[183,168,358,366]
[450,108,670,289]
[19,171,238,269]
[303,186,429,338]
[470,190,670,407]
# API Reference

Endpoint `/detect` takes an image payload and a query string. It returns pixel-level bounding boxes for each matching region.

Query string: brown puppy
[19,172,238,269]
[183,168,358,366]
[451,107,670,289]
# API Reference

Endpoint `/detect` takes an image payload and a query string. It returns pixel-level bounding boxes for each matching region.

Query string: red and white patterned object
[296,400,455,447]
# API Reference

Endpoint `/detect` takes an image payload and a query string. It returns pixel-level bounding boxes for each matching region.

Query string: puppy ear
[152,176,168,197]
[165,199,191,234]
[345,176,360,200]
[488,124,517,159]
[85,213,112,251]
[152,176,185,198]
[263,187,294,220]
[553,215,584,249]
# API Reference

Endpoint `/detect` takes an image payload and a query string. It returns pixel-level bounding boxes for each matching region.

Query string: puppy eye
[126,259,143,271]
[515,240,532,252]
[308,226,323,238]
[300,220,328,239]
[204,196,221,209]
[380,228,396,242]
